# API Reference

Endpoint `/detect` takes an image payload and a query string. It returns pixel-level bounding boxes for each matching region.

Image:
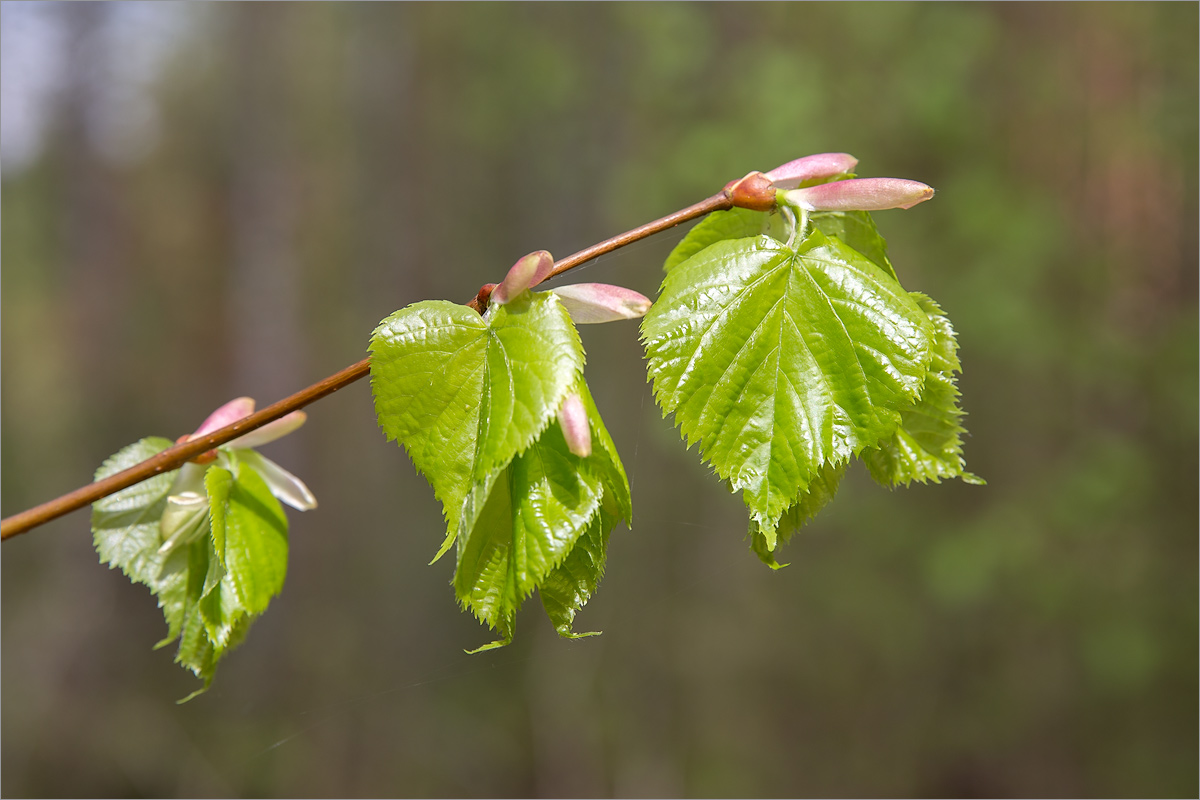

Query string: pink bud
[557,392,591,458]
[191,397,255,439]
[550,283,652,324]
[226,411,308,450]
[724,172,777,211]
[783,177,935,211]
[764,153,859,190]
[492,250,555,305]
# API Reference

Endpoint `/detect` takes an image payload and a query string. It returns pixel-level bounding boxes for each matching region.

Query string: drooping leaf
[539,503,617,639]
[642,229,935,547]
[453,380,630,649]
[863,294,985,487]
[198,464,243,651]
[174,536,216,684]
[220,455,289,614]
[749,461,847,569]
[370,292,585,557]
[92,437,178,586]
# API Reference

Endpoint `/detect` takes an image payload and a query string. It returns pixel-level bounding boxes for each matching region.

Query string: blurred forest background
[2,3,1196,797]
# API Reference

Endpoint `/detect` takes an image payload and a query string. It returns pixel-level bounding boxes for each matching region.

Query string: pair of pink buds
[726,152,934,213]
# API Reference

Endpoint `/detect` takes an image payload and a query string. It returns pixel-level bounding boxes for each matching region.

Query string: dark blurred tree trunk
[227,4,304,466]
[63,3,129,434]
[348,4,429,311]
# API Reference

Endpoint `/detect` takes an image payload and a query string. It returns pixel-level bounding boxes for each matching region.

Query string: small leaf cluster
[643,182,981,569]
[92,436,300,700]
[369,291,632,650]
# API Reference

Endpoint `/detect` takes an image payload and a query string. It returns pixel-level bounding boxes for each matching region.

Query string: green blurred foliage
[2,2,1196,797]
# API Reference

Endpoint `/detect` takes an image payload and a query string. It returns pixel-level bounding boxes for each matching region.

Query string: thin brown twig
[1,190,733,542]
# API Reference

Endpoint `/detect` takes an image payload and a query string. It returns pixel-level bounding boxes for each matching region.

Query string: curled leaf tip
[557,392,592,458]
[550,283,652,324]
[764,152,859,189]
[783,177,935,212]
[492,250,555,305]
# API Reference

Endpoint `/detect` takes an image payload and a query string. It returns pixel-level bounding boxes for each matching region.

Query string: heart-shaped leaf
[643,229,934,547]
[370,292,586,557]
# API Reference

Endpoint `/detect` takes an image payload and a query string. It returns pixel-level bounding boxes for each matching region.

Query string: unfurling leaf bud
[157,490,209,554]
[724,171,777,212]
[550,283,652,324]
[782,177,935,211]
[764,152,859,189]
[191,397,256,439]
[557,392,591,458]
[492,250,555,305]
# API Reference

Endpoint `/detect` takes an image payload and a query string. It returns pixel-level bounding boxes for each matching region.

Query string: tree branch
[1,191,733,541]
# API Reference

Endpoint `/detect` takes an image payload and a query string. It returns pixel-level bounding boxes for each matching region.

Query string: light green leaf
[642,229,934,544]
[452,378,632,648]
[198,465,241,651]
[221,457,289,615]
[863,294,985,487]
[454,417,604,647]
[539,504,617,638]
[575,380,632,521]
[152,548,190,650]
[370,292,585,558]
[810,210,897,281]
[537,380,630,638]
[750,461,846,569]
[91,437,178,586]
[173,536,215,682]
[204,466,232,563]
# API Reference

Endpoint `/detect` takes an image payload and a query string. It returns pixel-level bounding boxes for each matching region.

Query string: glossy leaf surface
[370,293,585,556]
[863,294,984,487]
[452,380,630,649]
[643,229,935,546]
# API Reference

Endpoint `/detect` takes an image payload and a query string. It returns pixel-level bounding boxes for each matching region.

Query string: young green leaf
[92,433,301,701]
[539,505,617,638]
[452,380,631,649]
[218,454,289,614]
[370,292,585,558]
[749,461,847,568]
[92,437,178,586]
[642,229,935,548]
[862,294,985,487]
